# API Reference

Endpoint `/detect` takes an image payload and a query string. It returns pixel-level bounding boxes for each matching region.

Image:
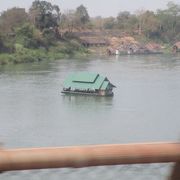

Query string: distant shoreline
[0,45,176,66]
[0,1,179,65]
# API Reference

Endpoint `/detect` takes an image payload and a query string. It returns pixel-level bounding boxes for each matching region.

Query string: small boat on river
[61,72,116,96]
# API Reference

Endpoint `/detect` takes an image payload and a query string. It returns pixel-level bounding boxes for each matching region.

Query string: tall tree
[0,8,28,33]
[29,0,60,31]
[135,9,146,35]
[138,11,160,38]
[15,23,42,48]
[91,16,104,30]
[157,2,180,42]
[0,34,5,52]
[103,17,116,29]
[166,1,180,34]
[116,11,137,32]
[117,11,131,28]
[75,5,89,28]
[60,10,77,32]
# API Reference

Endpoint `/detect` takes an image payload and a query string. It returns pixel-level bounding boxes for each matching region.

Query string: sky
[0,0,180,17]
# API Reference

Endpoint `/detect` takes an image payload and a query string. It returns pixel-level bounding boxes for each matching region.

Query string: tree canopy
[29,0,60,31]
[0,0,180,54]
[75,5,90,27]
[0,8,28,34]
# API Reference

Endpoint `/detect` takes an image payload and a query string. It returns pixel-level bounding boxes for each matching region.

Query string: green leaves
[15,23,41,49]
[76,5,90,25]
[29,0,60,31]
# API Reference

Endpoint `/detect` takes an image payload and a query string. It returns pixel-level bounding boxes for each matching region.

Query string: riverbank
[0,45,174,66]
[0,34,177,66]
[0,41,89,66]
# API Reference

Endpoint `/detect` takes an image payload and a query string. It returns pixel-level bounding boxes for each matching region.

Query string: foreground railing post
[169,163,180,180]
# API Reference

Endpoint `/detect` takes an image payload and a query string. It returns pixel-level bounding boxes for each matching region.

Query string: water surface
[0,54,180,179]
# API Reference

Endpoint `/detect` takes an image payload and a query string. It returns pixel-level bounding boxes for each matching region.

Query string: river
[0,54,180,179]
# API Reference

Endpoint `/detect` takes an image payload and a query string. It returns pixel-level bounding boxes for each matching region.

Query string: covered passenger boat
[61,72,116,96]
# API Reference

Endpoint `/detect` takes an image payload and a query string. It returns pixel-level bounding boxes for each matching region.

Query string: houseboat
[61,72,116,96]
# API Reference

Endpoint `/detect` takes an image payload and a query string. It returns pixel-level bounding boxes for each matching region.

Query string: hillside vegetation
[0,1,179,65]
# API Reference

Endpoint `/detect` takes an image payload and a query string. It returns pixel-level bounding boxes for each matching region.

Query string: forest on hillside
[0,0,179,64]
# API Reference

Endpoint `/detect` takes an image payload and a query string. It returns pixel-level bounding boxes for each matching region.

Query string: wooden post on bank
[0,142,180,172]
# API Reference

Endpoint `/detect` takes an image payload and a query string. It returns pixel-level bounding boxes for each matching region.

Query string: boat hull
[61,90,113,96]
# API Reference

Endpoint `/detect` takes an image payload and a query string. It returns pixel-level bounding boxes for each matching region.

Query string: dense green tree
[156,1,180,42]
[75,5,90,28]
[103,17,116,29]
[0,8,28,52]
[135,9,146,35]
[136,11,160,38]
[0,8,28,34]
[60,10,77,32]
[90,16,104,29]
[42,28,57,47]
[166,2,180,36]
[29,0,60,31]
[0,34,5,52]
[15,23,42,48]
[116,11,139,33]
[117,11,131,30]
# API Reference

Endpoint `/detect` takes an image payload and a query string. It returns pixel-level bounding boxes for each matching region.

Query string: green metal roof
[72,72,98,83]
[100,81,109,90]
[63,72,109,90]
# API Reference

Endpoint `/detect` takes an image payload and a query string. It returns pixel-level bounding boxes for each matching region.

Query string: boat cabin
[61,72,115,96]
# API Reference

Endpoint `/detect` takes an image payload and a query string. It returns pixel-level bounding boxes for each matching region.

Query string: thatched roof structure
[80,37,109,47]
[145,43,162,51]
[174,42,180,49]
[107,36,163,55]
[173,42,180,52]
[109,36,139,49]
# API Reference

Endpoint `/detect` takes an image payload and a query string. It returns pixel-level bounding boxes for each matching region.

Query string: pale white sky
[0,0,180,17]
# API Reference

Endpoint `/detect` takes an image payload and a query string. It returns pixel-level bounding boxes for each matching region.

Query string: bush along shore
[0,40,89,66]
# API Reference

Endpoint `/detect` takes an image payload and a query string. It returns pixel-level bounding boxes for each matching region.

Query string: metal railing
[0,142,180,179]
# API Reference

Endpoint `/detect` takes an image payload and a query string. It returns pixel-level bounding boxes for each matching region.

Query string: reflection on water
[62,94,113,109]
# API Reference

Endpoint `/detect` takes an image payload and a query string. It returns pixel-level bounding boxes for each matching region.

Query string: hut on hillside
[173,42,180,53]
[107,36,142,55]
[145,43,163,54]
[80,37,109,47]
[107,36,163,55]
